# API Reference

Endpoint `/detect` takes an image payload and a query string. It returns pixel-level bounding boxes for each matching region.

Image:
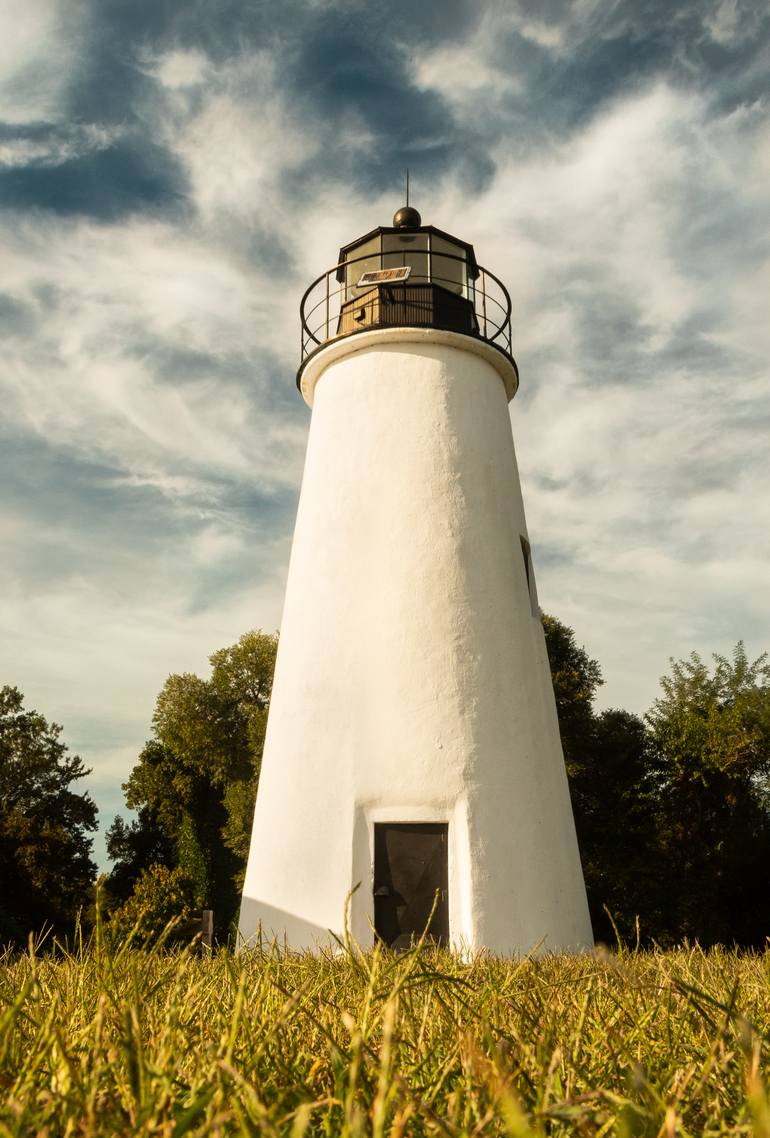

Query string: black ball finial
[393,205,421,228]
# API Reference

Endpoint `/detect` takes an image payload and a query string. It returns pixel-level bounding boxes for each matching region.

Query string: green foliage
[114,630,278,936]
[541,613,603,767]
[648,643,770,786]
[543,622,770,948]
[153,672,244,786]
[108,864,198,942]
[105,807,176,907]
[646,644,770,945]
[575,707,660,941]
[542,617,658,944]
[1,939,769,1136]
[0,685,97,945]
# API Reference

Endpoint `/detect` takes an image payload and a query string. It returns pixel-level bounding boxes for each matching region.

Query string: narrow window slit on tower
[520,536,539,618]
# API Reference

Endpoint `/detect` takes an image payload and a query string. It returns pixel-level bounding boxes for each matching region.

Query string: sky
[2,0,769,870]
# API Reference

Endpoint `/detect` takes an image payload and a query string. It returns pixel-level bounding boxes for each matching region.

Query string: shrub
[108,863,197,943]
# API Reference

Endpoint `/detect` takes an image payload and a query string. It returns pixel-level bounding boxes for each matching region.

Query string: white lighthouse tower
[239,205,593,954]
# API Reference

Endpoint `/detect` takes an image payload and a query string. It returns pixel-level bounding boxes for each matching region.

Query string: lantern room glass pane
[382,232,429,284]
[431,234,467,295]
[345,236,381,298]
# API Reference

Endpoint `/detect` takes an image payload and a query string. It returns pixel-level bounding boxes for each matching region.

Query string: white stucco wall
[239,329,593,955]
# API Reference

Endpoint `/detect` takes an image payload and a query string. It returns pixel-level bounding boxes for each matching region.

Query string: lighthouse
[239,205,593,954]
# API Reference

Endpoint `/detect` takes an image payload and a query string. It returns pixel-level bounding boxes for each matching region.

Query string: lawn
[1,925,769,1136]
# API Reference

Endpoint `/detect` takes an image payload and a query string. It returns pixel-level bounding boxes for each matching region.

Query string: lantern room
[338,205,477,296]
[298,206,517,391]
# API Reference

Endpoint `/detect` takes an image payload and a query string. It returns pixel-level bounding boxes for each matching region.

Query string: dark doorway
[373,823,449,949]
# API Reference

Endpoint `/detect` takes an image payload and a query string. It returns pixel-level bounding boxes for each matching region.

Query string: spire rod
[406,168,409,207]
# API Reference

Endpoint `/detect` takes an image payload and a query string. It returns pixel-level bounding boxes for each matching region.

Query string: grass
[1,921,769,1136]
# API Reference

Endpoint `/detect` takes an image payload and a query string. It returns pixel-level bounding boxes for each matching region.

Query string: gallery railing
[298,250,516,386]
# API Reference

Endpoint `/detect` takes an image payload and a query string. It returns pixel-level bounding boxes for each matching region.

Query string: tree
[209,631,274,863]
[0,686,97,944]
[112,630,278,936]
[104,806,175,906]
[109,864,197,943]
[542,616,660,944]
[579,707,662,943]
[542,616,603,741]
[542,613,604,797]
[646,643,770,946]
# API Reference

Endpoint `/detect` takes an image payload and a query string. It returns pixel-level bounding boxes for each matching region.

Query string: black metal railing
[298,250,515,386]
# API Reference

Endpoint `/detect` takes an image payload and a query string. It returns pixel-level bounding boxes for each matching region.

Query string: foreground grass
[1,929,769,1137]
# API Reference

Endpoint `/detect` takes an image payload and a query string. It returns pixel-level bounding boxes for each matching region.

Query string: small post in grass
[201,909,213,951]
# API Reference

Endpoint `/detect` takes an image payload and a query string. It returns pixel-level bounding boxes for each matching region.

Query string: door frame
[350,801,473,950]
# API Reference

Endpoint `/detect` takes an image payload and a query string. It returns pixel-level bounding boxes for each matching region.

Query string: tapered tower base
[239,327,593,955]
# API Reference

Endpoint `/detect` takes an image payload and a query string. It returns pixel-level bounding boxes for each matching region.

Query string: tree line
[2,620,769,948]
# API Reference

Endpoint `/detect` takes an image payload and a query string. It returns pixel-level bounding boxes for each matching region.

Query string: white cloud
[151,51,321,233]
[0,124,121,168]
[146,48,209,90]
[0,0,83,124]
[411,9,523,112]
[703,0,766,44]
[0,214,308,495]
